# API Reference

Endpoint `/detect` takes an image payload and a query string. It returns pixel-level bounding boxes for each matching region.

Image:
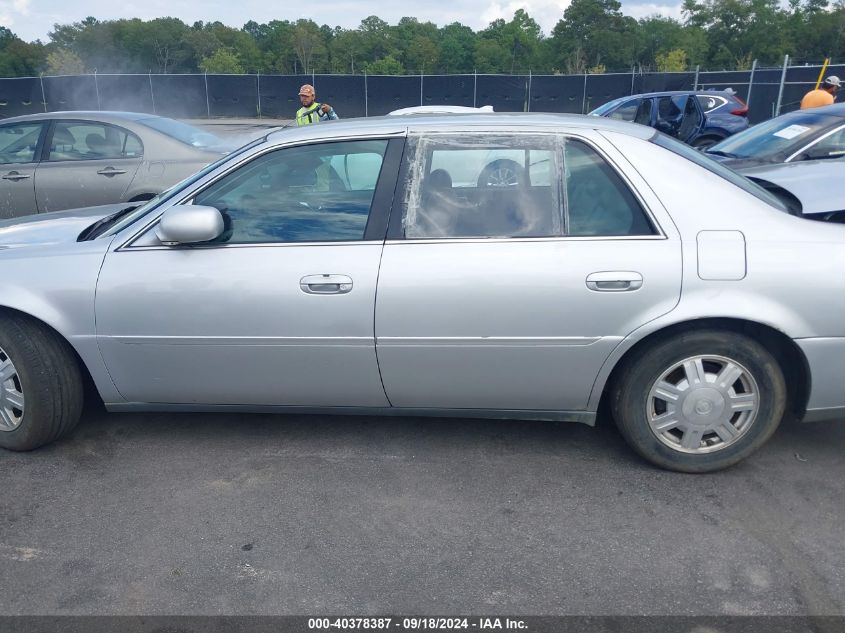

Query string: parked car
[0,113,843,473]
[736,160,845,222]
[590,90,750,148]
[705,103,845,168]
[0,111,229,219]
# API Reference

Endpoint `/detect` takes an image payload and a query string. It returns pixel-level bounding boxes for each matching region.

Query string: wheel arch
[0,305,107,407]
[596,317,811,422]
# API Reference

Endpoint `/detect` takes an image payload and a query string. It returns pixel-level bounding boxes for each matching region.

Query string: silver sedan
[0,111,228,218]
[0,113,842,472]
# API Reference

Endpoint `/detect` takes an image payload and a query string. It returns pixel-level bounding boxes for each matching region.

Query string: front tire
[611,330,787,473]
[0,313,83,451]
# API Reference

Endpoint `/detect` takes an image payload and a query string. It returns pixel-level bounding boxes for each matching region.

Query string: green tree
[45,48,84,74]
[199,48,244,73]
[406,35,439,73]
[551,0,640,72]
[0,29,47,76]
[364,54,404,74]
[655,47,689,70]
[438,22,475,72]
[474,38,510,73]
[329,28,365,73]
[291,19,327,74]
[682,0,791,66]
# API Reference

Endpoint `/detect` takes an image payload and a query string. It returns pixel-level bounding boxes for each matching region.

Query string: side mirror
[156,205,224,245]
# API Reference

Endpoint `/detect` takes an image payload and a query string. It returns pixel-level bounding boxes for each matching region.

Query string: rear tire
[692,137,720,150]
[611,330,786,473]
[0,313,83,451]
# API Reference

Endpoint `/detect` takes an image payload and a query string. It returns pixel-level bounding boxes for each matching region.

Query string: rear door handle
[97,167,127,176]
[300,274,353,295]
[586,271,643,292]
[2,171,31,181]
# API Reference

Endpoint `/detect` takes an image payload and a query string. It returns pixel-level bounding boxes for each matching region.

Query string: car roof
[0,111,158,123]
[266,112,657,145]
[612,90,739,101]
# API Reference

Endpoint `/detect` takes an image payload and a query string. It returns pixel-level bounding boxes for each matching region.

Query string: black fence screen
[0,66,839,123]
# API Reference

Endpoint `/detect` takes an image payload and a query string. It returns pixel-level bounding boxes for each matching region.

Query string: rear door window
[48,121,143,161]
[564,139,656,236]
[401,134,561,239]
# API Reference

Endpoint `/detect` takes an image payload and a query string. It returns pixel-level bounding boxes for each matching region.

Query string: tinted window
[0,123,43,164]
[696,95,728,113]
[104,138,266,238]
[49,121,143,161]
[403,135,561,239]
[801,124,845,160]
[709,111,840,160]
[193,140,387,244]
[608,99,641,122]
[565,140,656,236]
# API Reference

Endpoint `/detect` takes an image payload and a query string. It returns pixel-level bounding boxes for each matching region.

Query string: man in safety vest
[295,84,339,125]
[800,76,840,110]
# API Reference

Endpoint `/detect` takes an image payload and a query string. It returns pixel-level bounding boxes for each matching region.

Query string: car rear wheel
[0,313,83,451]
[692,137,720,150]
[611,330,786,473]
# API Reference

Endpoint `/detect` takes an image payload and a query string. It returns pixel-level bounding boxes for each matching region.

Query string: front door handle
[586,271,643,292]
[300,274,353,295]
[97,167,127,176]
[2,171,31,181]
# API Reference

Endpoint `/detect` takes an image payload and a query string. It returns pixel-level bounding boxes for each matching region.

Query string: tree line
[0,0,842,78]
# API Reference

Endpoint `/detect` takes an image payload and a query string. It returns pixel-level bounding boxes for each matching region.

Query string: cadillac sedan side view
[0,113,842,473]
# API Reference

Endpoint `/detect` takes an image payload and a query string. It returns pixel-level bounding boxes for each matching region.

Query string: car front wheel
[0,313,83,451]
[612,330,787,473]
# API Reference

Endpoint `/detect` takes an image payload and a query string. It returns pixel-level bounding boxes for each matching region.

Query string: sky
[1,0,685,43]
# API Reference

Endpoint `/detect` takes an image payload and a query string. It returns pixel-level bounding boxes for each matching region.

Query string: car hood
[0,203,134,248]
[739,161,845,215]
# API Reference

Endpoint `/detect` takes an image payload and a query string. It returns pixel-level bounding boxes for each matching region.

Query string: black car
[590,90,750,149]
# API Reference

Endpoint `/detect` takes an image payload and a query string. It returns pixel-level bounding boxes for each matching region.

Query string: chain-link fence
[0,60,840,123]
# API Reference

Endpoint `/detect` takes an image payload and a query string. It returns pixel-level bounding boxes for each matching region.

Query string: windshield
[651,132,789,212]
[708,111,841,160]
[99,137,265,238]
[589,97,627,116]
[138,117,225,149]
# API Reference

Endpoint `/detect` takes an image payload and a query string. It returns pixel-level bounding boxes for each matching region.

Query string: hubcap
[0,346,24,431]
[482,165,519,187]
[647,355,759,454]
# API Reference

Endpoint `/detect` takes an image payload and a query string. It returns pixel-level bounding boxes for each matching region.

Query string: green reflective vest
[296,104,323,126]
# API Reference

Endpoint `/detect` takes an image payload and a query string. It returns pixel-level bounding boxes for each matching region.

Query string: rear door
[374,130,682,412]
[0,121,46,218]
[35,120,143,212]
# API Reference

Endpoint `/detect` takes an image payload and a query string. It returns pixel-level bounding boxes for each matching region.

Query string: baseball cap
[298,84,315,96]
[824,76,841,88]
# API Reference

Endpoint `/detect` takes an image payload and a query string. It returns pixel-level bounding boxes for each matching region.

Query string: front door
[0,121,46,218]
[35,120,143,212]
[95,137,402,407]
[375,130,682,412]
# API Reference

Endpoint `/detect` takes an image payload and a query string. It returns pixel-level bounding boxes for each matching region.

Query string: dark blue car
[589,90,750,149]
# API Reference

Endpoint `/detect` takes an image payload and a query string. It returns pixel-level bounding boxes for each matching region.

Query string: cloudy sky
[1,0,685,43]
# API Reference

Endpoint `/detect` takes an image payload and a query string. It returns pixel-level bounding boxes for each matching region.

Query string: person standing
[800,76,841,110]
[295,84,339,125]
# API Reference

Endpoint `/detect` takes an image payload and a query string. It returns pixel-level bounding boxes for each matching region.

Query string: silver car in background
[0,111,228,218]
[0,113,843,472]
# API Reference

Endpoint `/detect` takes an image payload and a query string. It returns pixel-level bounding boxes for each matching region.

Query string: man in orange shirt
[800,76,841,109]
